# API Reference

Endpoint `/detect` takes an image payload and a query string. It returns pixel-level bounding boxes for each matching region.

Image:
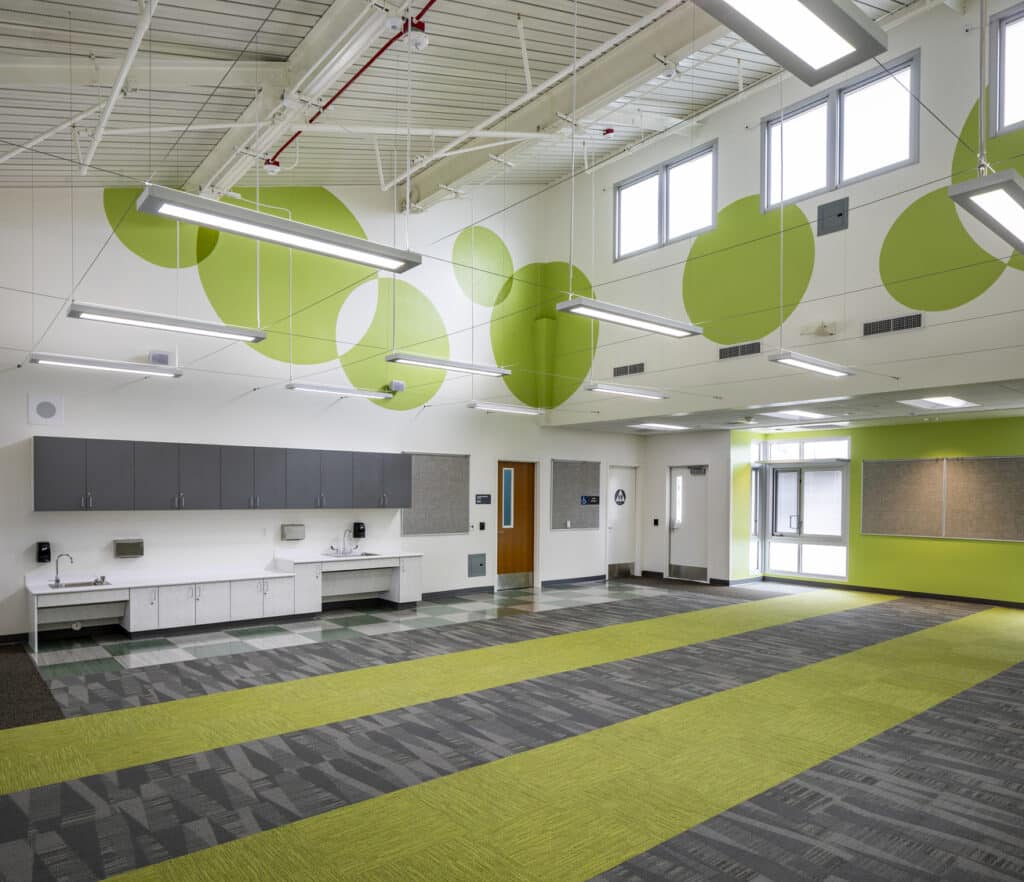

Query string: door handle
[789,515,799,529]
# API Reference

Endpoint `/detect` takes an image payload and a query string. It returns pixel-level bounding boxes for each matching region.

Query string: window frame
[613,139,718,261]
[761,50,921,211]
[991,1,1024,138]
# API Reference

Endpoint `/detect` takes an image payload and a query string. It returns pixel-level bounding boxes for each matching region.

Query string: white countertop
[274,550,423,566]
[25,564,293,596]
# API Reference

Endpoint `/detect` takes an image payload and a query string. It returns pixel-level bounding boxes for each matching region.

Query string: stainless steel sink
[49,577,110,589]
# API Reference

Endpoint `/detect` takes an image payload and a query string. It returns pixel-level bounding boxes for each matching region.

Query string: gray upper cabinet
[220,446,254,509]
[133,442,180,510]
[286,449,322,509]
[179,444,221,510]
[352,452,384,508]
[34,437,86,511]
[254,447,287,509]
[382,453,412,508]
[85,440,134,510]
[321,450,353,509]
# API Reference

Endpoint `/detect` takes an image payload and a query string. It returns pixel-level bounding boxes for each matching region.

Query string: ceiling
[0,0,923,193]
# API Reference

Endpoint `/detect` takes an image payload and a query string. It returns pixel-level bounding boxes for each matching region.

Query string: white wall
[638,431,732,582]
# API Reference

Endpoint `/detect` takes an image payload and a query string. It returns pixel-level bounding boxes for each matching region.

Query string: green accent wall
[737,418,1024,604]
[730,430,759,582]
[682,196,814,346]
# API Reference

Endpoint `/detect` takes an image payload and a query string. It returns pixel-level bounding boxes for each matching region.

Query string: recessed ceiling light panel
[762,409,829,420]
[900,396,978,410]
[693,0,887,86]
[769,350,853,378]
[629,423,689,431]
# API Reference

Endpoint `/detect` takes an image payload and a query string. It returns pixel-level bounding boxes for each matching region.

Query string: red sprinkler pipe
[265,0,439,168]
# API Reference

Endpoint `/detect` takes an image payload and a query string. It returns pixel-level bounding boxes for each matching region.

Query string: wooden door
[497,461,535,586]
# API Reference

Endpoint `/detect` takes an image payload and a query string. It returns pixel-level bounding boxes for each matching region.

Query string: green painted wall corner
[340,278,449,411]
[490,262,597,410]
[682,196,814,346]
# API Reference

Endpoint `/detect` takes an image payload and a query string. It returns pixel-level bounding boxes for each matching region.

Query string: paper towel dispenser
[114,538,144,558]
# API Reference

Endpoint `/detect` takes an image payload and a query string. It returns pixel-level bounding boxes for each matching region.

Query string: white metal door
[668,465,709,582]
[607,466,637,576]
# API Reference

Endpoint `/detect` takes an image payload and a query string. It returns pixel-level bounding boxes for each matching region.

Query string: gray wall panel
[861,459,944,538]
[402,454,470,536]
[945,457,1024,541]
[551,459,600,530]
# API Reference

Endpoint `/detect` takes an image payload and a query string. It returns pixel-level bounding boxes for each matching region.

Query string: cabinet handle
[320,493,326,507]
[87,493,94,509]
[256,496,260,508]
[196,586,201,600]
[180,493,185,509]
[80,496,86,510]
[248,495,253,509]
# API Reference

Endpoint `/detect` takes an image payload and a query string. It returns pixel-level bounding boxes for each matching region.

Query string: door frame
[495,458,539,590]
[607,464,639,578]
[667,463,711,583]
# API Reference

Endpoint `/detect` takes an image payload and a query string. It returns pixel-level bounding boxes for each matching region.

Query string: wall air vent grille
[612,362,646,377]
[719,342,761,360]
[864,313,923,336]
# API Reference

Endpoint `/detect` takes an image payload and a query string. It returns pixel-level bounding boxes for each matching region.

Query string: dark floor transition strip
[0,646,63,729]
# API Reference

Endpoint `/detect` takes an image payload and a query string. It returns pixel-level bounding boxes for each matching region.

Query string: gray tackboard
[862,456,1024,542]
[861,459,944,538]
[945,457,1024,541]
[401,453,470,536]
[551,459,600,530]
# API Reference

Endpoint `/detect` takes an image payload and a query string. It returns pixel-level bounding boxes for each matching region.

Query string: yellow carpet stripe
[111,606,1024,882]
[0,590,888,795]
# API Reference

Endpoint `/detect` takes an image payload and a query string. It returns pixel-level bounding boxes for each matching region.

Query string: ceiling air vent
[719,342,761,360]
[612,362,645,377]
[863,313,923,336]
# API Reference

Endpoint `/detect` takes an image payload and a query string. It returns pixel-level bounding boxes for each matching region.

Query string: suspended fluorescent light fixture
[136,184,421,273]
[30,352,182,378]
[385,352,510,377]
[468,401,543,416]
[286,382,392,400]
[629,423,689,431]
[769,351,852,378]
[948,169,1024,255]
[555,298,702,339]
[588,383,668,400]
[693,0,886,86]
[67,301,266,343]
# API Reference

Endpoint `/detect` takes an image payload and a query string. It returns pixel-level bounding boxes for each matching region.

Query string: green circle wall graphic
[104,187,218,268]
[197,187,374,364]
[340,278,449,411]
[490,261,597,409]
[453,226,514,306]
[682,196,814,346]
[879,188,1005,311]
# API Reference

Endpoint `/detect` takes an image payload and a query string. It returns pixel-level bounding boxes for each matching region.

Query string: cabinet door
[253,447,287,509]
[34,437,87,511]
[127,587,160,632]
[158,584,197,629]
[230,580,265,621]
[85,439,134,510]
[179,444,221,510]
[293,565,322,614]
[263,578,295,618]
[382,453,413,508]
[195,582,231,625]
[133,442,180,510]
[320,451,353,509]
[286,449,322,509]
[351,452,384,508]
[220,446,254,509]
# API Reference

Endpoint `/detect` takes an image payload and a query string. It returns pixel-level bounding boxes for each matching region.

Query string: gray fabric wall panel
[861,459,944,538]
[945,457,1024,541]
[551,459,600,530]
[401,454,470,536]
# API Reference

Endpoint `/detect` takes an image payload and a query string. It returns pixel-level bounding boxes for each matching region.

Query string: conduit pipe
[0,100,105,165]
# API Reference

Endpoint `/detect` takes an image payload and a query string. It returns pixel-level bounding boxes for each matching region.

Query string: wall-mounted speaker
[28,394,63,426]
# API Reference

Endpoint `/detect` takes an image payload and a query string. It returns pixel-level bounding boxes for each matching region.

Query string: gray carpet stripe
[0,597,978,882]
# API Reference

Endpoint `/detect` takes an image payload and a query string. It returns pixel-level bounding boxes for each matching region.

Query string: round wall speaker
[28,394,64,426]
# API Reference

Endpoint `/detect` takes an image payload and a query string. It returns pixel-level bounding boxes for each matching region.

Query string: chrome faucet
[342,529,356,554]
[54,553,73,586]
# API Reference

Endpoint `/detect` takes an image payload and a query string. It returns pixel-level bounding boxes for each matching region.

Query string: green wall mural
[104,187,218,268]
[198,188,374,365]
[682,196,815,346]
[490,261,597,410]
[880,97,1024,309]
[452,226,514,307]
[340,278,449,411]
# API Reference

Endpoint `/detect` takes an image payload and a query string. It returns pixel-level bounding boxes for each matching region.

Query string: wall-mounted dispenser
[36,541,51,564]
[281,524,306,541]
[114,539,144,558]
[352,522,366,539]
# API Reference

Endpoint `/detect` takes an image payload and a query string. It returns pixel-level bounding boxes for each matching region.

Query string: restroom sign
[614,489,627,506]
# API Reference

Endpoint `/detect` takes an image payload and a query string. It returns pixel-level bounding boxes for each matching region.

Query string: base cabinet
[195,582,231,625]
[293,564,322,615]
[158,584,197,629]
[263,579,295,618]
[230,578,294,621]
[127,588,159,631]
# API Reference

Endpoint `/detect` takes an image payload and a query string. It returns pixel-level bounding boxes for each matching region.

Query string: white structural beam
[0,59,285,91]
[0,100,106,165]
[80,0,160,175]
[406,1,724,206]
[184,0,387,194]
